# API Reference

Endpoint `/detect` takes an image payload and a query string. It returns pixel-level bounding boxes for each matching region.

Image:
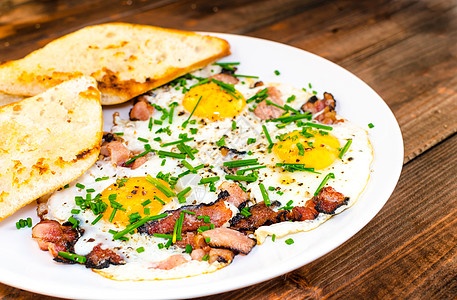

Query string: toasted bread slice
[0,76,102,221]
[0,23,230,105]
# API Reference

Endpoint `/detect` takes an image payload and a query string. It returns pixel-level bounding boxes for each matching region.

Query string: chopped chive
[182,96,202,129]
[154,119,163,125]
[246,88,268,104]
[76,183,85,189]
[272,234,276,242]
[272,112,312,123]
[157,150,186,159]
[137,137,149,143]
[190,128,198,134]
[285,238,294,245]
[199,176,220,184]
[153,137,162,142]
[160,137,194,147]
[114,132,124,136]
[262,125,273,153]
[158,243,164,249]
[153,233,173,239]
[63,184,70,189]
[235,165,267,175]
[232,120,237,130]
[247,138,256,145]
[177,142,195,160]
[338,139,352,159]
[188,78,210,90]
[58,251,86,264]
[185,244,193,254]
[86,188,95,193]
[95,176,109,182]
[223,159,259,168]
[26,217,32,227]
[225,174,258,182]
[286,95,296,103]
[265,100,287,111]
[183,210,196,215]
[146,175,176,197]
[161,159,166,166]
[368,123,375,128]
[124,151,150,166]
[274,70,280,75]
[302,122,333,131]
[168,102,178,124]
[233,74,259,79]
[240,207,251,217]
[148,118,153,131]
[216,136,226,147]
[202,254,209,261]
[108,208,117,222]
[275,163,321,174]
[154,195,166,205]
[71,209,80,214]
[259,183,271,206]
[144,207,150,215]
[181,160,196,173]
[113,213,168,240]
[297,143,305,156]
[141,199,151,206]
[91,214,103,225]
[177,187,191,198]
[136,247,145,253]
[314,173,335,196]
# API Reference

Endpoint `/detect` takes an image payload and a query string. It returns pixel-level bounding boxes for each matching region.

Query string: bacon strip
[32,220,80,259]
[138,197,232,235]
[85,244,125,269]
[201,228,256,255]
[254,86,284,120]
[218,181,249,208]
[230,186,346,232]
[210,73,239,85]
[301,92,342,124]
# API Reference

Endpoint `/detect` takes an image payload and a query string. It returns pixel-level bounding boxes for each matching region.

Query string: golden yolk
[100,177,172,228]
[273,130,340,170]
[182,82,246,120]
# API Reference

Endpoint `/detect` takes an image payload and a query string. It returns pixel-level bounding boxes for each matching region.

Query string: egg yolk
[182,82,246,120]
[273,130,340,170]
[100,177,172,228]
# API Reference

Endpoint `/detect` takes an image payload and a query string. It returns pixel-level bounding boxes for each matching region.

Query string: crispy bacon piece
[229,201,283,232]
[102,141,130,165]
[209,248,235,264]
[313,186,349,214]
[150,254,188,270]
[138,198,233,235]
[129,99,154,121]
[219,181,249,208]
[301,92,341,124]
[130,155,148,169]
[32,220,80,258]
[230,186,346,232]
[210,73,239,85]
[201,228,256,255]
[85,244,125,269]
[254,86,284,120]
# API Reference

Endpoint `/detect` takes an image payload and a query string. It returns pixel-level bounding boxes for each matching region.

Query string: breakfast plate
[0,32,403,299]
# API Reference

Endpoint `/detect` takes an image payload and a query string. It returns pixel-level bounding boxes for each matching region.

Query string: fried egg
[42,64,373,280]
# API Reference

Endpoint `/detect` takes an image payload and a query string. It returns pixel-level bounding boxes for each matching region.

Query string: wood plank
[246,0,457,163]
[0,0,180,61]
[198,130,457,299]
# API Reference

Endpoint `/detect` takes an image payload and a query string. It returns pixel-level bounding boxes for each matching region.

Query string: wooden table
[1,0,456,299]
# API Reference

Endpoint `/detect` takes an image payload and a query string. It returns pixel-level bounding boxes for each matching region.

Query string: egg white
[43,65,373,280]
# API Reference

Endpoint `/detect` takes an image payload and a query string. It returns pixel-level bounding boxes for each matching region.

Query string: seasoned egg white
[43,64,373,280]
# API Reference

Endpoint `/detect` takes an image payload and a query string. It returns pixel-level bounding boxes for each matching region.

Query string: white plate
[0,33,403,299]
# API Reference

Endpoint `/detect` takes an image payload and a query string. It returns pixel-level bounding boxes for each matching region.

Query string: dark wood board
[1,0,456,299]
